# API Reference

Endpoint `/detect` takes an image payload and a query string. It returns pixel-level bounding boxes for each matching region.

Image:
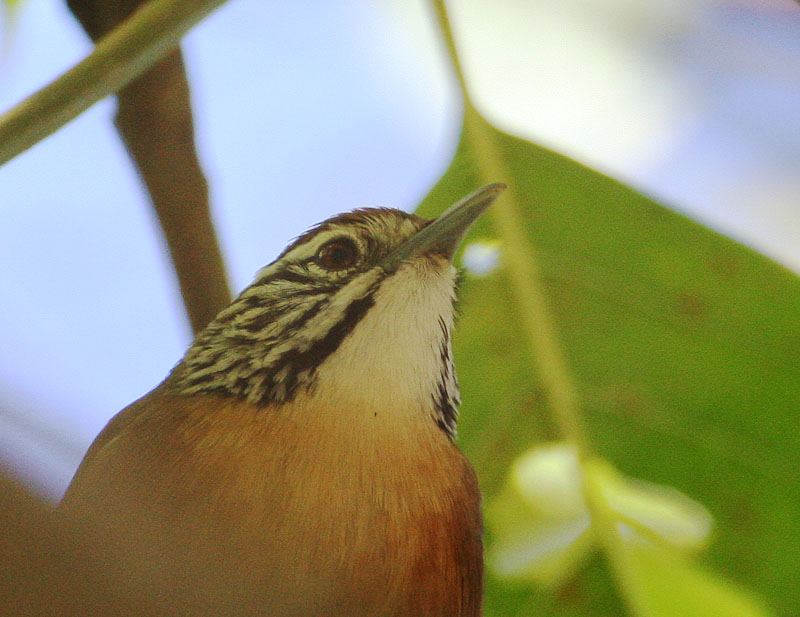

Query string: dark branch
[67,0,231,334]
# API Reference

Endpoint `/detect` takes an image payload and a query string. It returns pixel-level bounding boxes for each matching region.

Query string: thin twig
[0,0,230,167]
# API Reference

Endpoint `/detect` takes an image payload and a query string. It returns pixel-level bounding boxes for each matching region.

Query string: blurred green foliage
[417,112,799,616]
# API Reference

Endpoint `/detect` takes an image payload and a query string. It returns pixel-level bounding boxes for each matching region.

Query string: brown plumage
[59,185,505,616]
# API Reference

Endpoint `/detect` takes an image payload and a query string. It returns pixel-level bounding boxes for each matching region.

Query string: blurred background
[0,0,798,498]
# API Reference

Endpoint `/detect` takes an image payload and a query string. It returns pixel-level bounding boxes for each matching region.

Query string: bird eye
[317,237,359,270]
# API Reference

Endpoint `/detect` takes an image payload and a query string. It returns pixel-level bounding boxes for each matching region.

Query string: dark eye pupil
[319,239,357,270]
[327,247,349,266]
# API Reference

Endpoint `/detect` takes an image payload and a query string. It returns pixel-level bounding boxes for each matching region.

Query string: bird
[59,183,506,617]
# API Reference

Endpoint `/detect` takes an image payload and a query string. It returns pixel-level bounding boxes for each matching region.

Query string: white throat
[311,258,460,434]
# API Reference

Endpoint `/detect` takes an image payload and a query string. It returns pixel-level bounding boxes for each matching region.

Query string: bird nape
[59,184,506,617]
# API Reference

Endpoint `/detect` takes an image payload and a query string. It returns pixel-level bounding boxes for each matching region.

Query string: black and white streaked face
[173,208,462,437]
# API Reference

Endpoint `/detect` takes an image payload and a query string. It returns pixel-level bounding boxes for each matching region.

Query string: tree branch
[66,0,231,333]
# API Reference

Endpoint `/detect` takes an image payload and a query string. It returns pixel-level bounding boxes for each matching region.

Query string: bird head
[171,184,505,438]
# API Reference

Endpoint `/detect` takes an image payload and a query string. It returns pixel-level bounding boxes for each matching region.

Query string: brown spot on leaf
[729,495,759,531]
[555,572,588,605]
[606,383,653,419]
[675,291,708,322]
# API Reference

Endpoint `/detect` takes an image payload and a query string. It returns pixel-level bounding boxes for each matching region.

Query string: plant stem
[0,0,230,167]
[430,0,470,103]
[430,0,590,454]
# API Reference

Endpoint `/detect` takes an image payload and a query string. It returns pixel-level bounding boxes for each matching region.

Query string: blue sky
[1,0,799,497]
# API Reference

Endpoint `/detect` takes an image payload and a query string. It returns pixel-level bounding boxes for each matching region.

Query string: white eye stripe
[257,212,423,282]
[284,229,365,264]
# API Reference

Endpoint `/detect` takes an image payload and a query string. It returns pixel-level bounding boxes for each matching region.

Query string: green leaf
[417,109,799,615]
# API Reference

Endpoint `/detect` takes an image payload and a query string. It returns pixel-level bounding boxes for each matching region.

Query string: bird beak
[380,183,506,271]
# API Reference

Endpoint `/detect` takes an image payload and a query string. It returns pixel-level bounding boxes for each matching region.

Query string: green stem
[0,0,230,167]
[430,0,590,454]
[430,5,646,601]
[581,457,647,617]
[430,0,470,101]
